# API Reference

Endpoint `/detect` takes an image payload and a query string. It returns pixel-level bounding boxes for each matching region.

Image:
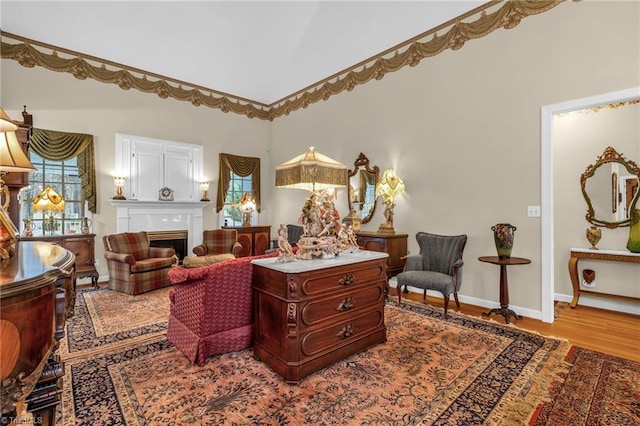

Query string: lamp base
[242,211,252,227]
[112,195,126,200]
[200,197,210,202]
[377,222,396,234]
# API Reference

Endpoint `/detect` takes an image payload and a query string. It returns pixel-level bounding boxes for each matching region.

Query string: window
[216,153,261,226]
[20,152,85,236]
[222,172,254,226]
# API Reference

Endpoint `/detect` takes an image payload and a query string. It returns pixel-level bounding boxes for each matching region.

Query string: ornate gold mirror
[582,146,640,228]
[347,153,379,224]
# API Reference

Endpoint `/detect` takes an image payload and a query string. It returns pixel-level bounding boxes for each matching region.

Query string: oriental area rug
[58,288,640,425]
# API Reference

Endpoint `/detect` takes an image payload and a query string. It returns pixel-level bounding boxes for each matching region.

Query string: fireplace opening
[148,230,188,264]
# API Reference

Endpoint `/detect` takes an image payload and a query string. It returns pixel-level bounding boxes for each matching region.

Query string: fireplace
[110,200,209,255]
[148,230,188,264]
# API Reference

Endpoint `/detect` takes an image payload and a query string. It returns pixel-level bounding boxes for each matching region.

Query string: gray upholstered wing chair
[396,232,467,315]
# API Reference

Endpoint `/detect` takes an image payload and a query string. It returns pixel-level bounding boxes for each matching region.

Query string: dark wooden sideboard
[355,231,408,277]
[222,225,271,257]
[0,241,75,425]
[251,251,388,383]
[20,233,99,297]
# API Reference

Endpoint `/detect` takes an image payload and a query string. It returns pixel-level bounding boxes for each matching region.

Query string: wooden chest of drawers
[251,250,388,383]
[356,231,408,277]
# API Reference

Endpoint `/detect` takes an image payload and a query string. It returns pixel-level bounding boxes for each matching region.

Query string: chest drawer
[299,261,386,296]
[300,307,384,357]
[63,239,94,267]
[300,284,384,326]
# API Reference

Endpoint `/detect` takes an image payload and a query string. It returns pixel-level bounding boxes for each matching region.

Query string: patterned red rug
[530,346,640,425]
[59,290,639,425]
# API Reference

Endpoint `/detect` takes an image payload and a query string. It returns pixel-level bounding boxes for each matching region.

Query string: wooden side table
[478,256,531,323]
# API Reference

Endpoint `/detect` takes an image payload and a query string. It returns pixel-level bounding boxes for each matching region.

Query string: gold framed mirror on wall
[347,153,379,225]
[581,146,640,228]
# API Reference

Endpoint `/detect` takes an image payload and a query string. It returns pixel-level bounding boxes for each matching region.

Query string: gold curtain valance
[30,128,97,213]
[216,153,261,213]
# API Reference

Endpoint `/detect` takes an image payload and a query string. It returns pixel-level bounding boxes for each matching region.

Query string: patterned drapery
[216,153,261,213]
[29,128,97,213]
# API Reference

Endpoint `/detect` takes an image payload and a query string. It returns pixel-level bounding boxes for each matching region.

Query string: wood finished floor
[391,288,640,363]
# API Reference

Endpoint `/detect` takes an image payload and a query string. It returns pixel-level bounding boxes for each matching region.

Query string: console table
[1,241,75,425]
[251,250,388,383]
[478,256,531,324]
[222,225,271,257]
[568,248,640,308]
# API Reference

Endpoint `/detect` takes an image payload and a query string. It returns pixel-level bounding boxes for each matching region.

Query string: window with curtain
[216,153,261,226]
[18,128,96,236]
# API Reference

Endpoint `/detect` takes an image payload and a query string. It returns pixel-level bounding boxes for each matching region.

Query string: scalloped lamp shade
[33,187,65,213]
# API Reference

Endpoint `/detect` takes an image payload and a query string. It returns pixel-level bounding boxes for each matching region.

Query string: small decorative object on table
[81,217,92,234]
[586,225,601,250]
[491,223,516,259]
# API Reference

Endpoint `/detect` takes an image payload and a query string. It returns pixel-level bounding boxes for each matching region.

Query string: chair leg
[397,284,402,304]
[443,294,449,316]
[454,292,460,308]
[423,289,427,301]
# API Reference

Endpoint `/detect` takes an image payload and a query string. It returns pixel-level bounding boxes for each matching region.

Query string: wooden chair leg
[443,294,449,315]
[454,292,460,308]
[397,283,402,304]
[423,289,427,301]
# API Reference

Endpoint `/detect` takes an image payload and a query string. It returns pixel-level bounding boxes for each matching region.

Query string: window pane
[20,155,85,236]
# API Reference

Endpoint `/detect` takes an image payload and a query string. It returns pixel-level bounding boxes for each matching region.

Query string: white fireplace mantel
[110,200,211,254]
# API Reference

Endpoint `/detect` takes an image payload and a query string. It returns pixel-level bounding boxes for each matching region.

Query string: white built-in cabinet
[115,134,203,201]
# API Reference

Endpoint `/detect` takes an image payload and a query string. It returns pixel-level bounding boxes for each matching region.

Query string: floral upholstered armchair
[167,252,277,366]
[193,229,243,257]
[103,231,177,295]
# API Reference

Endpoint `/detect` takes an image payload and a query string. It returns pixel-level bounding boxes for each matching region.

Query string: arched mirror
[582,146,640,228]
[347,153,379,224]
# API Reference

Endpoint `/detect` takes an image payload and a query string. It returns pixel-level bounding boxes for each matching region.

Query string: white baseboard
[389,278,640,320]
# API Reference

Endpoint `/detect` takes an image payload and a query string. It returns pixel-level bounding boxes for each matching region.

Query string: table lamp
[200,181,210,202]
[239,192,256,226]
[375,168,406,234]
[0,108,37,257]
[275,147,347,258]
[33,187,65,235]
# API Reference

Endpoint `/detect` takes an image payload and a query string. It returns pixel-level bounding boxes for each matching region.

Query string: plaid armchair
[193,229,242,257]
[167,252,276,366]
[103,231,177,295]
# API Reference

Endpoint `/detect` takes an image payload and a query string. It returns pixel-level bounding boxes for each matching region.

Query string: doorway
[540,87,640,323]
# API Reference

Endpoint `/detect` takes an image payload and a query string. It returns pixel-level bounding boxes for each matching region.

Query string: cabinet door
[131,140,164,200]
[164,145,193,201]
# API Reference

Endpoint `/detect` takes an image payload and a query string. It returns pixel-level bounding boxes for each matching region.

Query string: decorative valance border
[0,1,561,122]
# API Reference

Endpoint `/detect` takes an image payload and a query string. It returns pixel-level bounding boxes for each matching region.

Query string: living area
[1,1,639,425]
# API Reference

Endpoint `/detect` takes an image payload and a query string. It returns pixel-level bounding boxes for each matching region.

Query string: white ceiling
[1,1,486,105]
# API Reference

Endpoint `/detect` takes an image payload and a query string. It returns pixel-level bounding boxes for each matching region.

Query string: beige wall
[269,1,640,314]
[1,1,638,316]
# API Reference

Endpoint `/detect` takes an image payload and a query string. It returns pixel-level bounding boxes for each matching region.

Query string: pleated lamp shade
[0,107,37,173]
[275,147,347,191]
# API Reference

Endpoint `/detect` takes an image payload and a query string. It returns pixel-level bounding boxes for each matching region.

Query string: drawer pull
[337,324,357,339]
[338,274,355,286]
[336,297,354,312]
